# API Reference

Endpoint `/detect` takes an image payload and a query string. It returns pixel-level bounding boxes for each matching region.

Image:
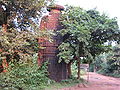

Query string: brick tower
[38,4,68,82]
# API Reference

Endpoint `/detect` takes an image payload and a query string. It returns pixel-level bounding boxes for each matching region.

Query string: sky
[55,0,120,27]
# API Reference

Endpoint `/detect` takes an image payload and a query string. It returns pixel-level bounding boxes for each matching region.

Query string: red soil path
[60,72,120,90]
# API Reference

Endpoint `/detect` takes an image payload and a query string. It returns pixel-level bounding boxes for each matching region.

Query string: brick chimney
[38,4,68,82]
[40,4,64,30]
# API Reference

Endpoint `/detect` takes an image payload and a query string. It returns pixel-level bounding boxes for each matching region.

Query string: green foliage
[58,6,120,64]
[58,42,75,63]
[0,0,47,29]
[71,61,86,77]
[0,53,53,90]
[45,77,84,90]
[0,0,54,66]
[61,77,84,84]
[96,45,120,77]
[0,27,54,65]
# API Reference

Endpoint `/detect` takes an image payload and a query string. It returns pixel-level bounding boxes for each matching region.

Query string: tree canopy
[95,44,120,77]
[57,6,120,78]
[0,0,48,29]
[58,6,120,64]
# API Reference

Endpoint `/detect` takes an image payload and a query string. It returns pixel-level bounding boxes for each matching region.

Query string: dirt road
[60,72,120,90]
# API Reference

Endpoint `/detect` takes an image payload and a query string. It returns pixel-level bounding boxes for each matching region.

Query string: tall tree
[58,6,120,78]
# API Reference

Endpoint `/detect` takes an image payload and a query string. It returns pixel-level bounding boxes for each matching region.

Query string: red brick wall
[38,5,68,82]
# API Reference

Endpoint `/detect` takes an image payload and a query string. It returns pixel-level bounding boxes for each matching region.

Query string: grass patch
[44,77,85,90]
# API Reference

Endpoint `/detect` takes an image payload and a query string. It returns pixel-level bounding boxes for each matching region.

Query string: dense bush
[0,54,53,90]
[96,45,120,77]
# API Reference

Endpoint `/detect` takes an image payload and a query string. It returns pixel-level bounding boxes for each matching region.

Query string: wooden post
[87,64,89,82]
[77,58,81,79]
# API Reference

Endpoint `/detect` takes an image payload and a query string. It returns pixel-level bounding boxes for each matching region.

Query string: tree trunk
[67,62,72,78]
[94,64,96,72]
[77,58,80,79]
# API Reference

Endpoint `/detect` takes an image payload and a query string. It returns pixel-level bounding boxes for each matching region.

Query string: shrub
[0,53,52,90]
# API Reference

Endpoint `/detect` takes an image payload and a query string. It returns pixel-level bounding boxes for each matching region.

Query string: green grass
[42,69,87,90]
[43,77,85,90]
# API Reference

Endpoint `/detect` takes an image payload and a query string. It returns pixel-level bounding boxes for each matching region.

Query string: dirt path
[60,72,120,90]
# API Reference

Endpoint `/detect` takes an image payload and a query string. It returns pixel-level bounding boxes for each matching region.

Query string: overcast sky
[55,0,120,27]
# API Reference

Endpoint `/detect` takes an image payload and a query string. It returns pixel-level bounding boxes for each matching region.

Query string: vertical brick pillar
[38,4,68,82]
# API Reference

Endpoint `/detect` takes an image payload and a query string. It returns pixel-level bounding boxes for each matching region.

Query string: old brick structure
[38,4,68,82]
